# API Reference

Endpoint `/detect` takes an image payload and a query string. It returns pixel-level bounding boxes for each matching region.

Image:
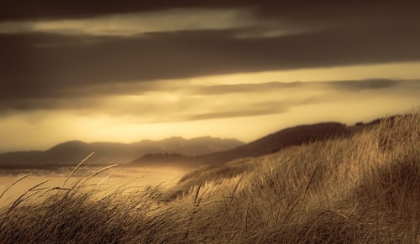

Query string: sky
[0,1,420,152]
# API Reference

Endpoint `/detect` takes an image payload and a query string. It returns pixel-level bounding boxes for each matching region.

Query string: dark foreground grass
[0,111,419,243]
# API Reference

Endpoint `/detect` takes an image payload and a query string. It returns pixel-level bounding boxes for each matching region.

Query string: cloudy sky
[0,1,420,152]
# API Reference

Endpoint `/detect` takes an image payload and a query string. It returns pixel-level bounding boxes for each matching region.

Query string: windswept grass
[0,111,419,243]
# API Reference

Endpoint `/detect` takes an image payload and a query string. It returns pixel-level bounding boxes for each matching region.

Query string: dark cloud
[1,1,419,120]
[1,25,420,101]
[0,97,104,117]
[1,0,418,24]
[187,107,288,121]
[325,79,400,91]
[0,79,419,118]
[191,79,418,95]
[191,82,303,95]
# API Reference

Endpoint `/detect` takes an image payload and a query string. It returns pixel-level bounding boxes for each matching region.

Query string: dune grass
[0,111,419,243]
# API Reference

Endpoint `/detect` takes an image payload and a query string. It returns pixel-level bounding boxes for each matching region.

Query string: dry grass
[0,111,419,243]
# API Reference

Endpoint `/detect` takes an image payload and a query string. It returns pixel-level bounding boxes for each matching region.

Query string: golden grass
[0,111,419,243]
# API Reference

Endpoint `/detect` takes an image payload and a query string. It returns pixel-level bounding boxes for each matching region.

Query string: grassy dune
[1,112,419,243]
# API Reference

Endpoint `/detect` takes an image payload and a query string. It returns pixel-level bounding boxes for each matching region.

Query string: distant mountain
[1,115,402,169]
[133,153,196,168]
[199,122,351,165]
[131,114,413,168]
[0,137,244,168]
[132,136,243,156]
[129,122,352,168]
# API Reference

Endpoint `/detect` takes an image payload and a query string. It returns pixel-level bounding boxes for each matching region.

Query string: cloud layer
[1,79,419,122]
[1,25,420,100]
[0,9,261,36]
[1,1,419,106]
[1,1,420,151]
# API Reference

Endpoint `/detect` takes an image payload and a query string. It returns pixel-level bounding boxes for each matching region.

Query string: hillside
[129,122,352,167]
[129,115,408,168]
[0,137,244,168]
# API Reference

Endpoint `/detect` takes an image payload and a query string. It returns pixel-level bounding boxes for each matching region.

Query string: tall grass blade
[63,152,94,187]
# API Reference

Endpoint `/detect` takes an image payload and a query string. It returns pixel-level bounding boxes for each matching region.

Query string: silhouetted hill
[2,115,406,169]
[129,122,352,168]
[133,153,196,168]
[132,136,243,156]
[197,122,351,165]
[0,137,244,168]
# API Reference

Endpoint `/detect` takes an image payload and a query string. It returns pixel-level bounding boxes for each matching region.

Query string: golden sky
[0,1,419,152]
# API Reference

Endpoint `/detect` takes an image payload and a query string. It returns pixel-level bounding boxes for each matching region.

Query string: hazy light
[0,62,419,152]
[0,9,259,36]
[184,61,420,85]
[0,8,316,38]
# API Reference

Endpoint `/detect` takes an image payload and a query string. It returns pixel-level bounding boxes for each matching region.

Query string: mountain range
[128,122,352,168]
[0,137,244,168]
[128,115,407,168]
[0,115,402,169]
